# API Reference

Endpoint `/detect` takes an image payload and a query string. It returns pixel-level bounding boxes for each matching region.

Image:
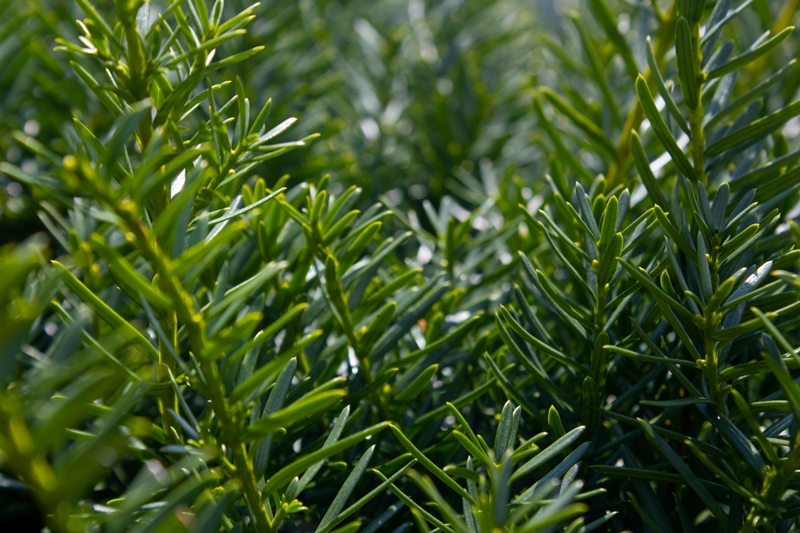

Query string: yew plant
[1,0,800,532]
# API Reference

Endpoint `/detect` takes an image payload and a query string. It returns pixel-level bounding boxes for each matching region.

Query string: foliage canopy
[2,0,800,532]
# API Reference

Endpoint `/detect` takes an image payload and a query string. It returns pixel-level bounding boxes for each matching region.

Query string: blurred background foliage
[3,0,799,234]
[4,0,799,239]
[3,0,545,243]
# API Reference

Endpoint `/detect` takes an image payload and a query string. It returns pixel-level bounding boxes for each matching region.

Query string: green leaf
[646,38,689,134]
[408,469,472,533]
[89,234,172,313]
[495,313,578,414]
[411,379,495,427]
[368,282,450,361]
[582,376,600,435]
[295,406,351,495]
[202,311,262,361]
[389,424,475,504]
[70,61,123,114]
[315,446,376,533]
[548,405,566,441]
[674,494,694,533]
[253,357,298,474]
[494,400,515,457]
[539,87,617,160]
[754,313,800,413]
[323,210,360,246]
[640,398,711,408]
[588,0,638,81]
[683,441,755,500]
[697,234,712,302]
[261,422,390,499]
[192,487,241,533]
[515,442,589,503]
[359,503,404,533]
[675,18,698,110]
[103,102,149,175]
[209,188,285,225]
[706,98,800,157]
[631,132,670,207]
[33,372,117,452]
[707,60,797,130]
[452,431,492,471]
[243,390,345,440]
[230,330,322,403]
[394,364,437,401]
[209,261,285,318]
[391,312,483,371]
[75,0,122,52]
[52,261,158,362]
[323,255,356,346]
[617,260,700,344]
[532,91,595,183]
[699,406,767,477]
[592,465,727,492]
[499,306,587,373]
[706,27,794,80]
[606,345,699,368]
[635,75,696,180]
[598,196,618,250]
[730,389,778,463]
[164,29,248,67]
[511,426,585,483]
[373,470,455,533]
[0,162,62,192]
[595,233,623,285]
[568,10,620,125]
[689,0,706,24]
[653,206,698,262]
[446,404,482,452]
[638,419,734,532]
[317,464,415,533]
[323,186,360,227]
[483,353,544,422]
[618,447,676,533]
[627,492,668,533]
[52,385,151,502]
[359,302,396,354]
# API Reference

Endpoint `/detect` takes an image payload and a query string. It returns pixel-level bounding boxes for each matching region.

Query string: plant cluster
[2,0,800,532]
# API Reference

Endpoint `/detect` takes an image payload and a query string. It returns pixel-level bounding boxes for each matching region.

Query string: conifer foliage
[1,0,800,531]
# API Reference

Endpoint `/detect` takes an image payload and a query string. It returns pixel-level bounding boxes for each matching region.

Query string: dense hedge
[2,0,800,532]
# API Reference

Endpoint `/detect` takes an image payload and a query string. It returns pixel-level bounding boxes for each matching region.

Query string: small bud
[62,155,78,170]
